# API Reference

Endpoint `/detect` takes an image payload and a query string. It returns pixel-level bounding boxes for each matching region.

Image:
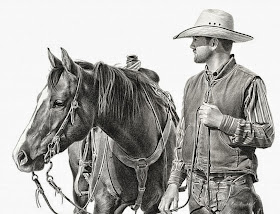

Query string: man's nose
[190,41,195,49]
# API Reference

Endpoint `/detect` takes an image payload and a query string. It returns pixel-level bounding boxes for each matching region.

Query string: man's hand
[198,102,223,128]
[158,184,179,214]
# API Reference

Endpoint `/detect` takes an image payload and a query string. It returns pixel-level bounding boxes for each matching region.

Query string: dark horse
[13,48,178,213]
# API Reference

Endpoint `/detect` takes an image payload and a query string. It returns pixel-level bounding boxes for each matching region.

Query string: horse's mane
[92,62,167,122]
[48,61,168,122]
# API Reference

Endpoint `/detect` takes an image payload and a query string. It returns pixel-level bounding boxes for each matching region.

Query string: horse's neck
[97,105,166,158]
[86,66,168,157]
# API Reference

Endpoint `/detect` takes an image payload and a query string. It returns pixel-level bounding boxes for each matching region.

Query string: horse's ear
[48,48,62,68]
[61,47,78,76]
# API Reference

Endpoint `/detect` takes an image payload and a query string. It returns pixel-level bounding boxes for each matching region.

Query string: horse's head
[13,48,96,172]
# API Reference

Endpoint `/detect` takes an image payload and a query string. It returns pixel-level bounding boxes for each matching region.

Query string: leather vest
[182,58,258,180]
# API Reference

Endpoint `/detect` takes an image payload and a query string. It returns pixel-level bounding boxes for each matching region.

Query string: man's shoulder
[235,64,259,78]
[182,70,205,93]
[185,70,205,84]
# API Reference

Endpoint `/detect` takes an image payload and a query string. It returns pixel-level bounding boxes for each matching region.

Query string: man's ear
[209,38,219,50]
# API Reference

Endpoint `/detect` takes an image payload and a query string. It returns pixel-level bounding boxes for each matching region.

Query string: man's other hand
[158,184,179,213]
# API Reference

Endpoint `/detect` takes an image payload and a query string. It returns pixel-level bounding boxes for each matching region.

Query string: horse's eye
[53,100,64,108]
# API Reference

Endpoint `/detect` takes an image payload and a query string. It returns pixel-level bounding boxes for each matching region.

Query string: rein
[167,106,211,213]
[32,172,58,214]
[164,107,201,214]
[32,162,92,214]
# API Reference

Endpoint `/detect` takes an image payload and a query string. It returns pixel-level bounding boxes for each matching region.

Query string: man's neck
[206,53,231,72]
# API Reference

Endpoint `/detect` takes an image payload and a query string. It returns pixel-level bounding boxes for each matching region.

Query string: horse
[12,48,178,214]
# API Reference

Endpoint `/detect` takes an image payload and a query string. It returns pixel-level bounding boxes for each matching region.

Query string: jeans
[188,172,263,214]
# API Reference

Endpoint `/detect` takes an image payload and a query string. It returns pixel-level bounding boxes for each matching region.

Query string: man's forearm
[219,115,274,148]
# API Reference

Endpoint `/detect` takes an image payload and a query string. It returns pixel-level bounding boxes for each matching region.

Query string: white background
[1,1,279,213]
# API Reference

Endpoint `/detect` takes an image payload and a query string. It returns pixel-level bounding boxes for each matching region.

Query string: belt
[192,170,253,185]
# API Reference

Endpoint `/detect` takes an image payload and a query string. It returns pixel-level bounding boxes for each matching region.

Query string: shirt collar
[204,54,236,81]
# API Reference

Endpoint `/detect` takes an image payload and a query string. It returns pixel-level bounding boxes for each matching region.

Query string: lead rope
[206,127,211,212]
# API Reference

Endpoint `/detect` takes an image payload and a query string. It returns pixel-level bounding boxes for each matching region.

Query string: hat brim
[174,25,253,43]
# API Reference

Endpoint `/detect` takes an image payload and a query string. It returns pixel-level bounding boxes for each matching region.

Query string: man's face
[190,36,213,63]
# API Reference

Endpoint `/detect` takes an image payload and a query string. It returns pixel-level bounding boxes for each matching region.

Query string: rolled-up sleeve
[219,77,274,148]
[168,116,187,187]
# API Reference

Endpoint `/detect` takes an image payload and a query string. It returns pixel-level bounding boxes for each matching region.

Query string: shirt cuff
[219,115,239,136]
[168,170,186,187]
[167,162,187,187]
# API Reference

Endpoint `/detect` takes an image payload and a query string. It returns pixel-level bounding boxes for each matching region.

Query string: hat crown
[195,9,234,31]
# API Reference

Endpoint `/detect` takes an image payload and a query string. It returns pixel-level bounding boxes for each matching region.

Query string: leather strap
[88,131,109,201]
[108,112,172,211]
[74,129,95,196]
[108,112,172,168]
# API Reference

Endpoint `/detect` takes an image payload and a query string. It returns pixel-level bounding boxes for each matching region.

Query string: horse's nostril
[18,151,28,166]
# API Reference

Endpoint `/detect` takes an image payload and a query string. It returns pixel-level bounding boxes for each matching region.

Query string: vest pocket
[218,131,238,152]
[210,131,239,168]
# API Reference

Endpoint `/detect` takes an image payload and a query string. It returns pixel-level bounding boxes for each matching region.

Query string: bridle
[44,66,82,164]
[31,65,93,214]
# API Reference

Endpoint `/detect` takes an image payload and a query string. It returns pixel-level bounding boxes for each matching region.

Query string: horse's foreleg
[93,187,123,214]
[143,203,161,214]
[143,192,162,214]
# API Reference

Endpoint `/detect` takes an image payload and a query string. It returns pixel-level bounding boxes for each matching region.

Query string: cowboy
[159,9,274,214]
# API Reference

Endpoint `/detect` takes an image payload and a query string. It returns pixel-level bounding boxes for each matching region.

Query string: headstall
[44,66,82,163]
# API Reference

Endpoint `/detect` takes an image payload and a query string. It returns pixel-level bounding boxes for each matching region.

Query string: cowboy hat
[174,9,253,42]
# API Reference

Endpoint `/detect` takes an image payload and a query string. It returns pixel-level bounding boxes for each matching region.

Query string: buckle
[139,187,146,192]
[71,100,79,109]
[137,158,147,168]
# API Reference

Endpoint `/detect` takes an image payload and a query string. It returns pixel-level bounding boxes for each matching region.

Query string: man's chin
[194,58,204,63]
[194,55,202,63]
